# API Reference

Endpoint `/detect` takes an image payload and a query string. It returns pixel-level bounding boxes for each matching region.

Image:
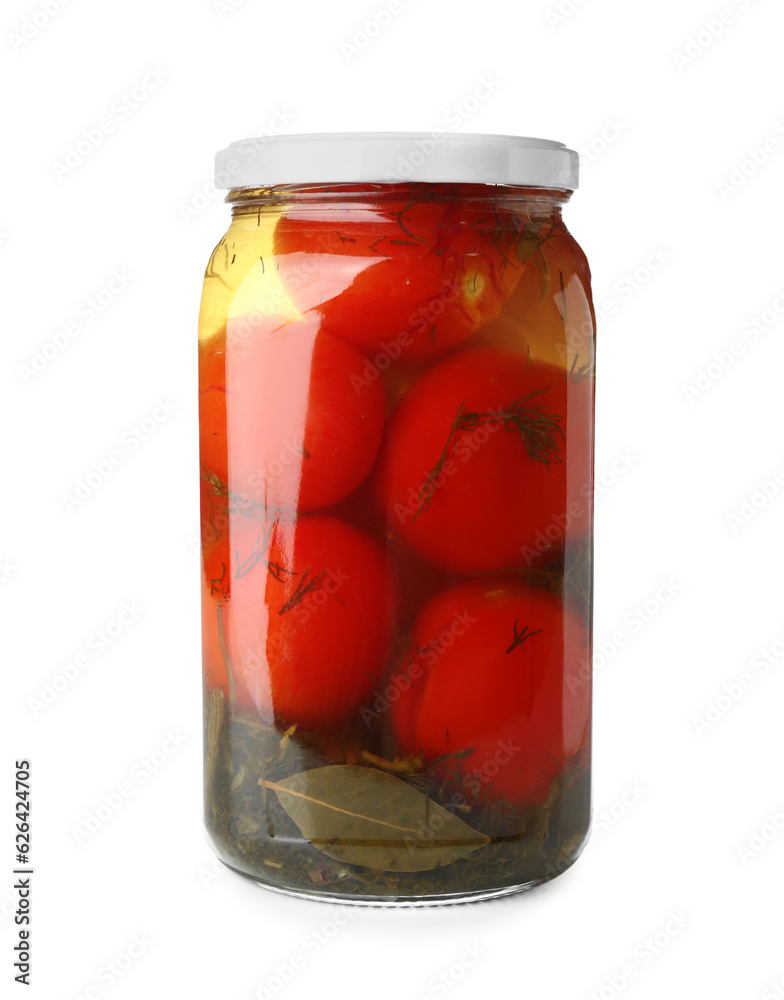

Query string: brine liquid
[199,183,594,902]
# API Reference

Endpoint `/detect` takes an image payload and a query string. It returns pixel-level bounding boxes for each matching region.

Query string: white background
[3,0,784,997]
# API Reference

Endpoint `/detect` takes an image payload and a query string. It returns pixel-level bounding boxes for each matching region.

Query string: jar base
[215,843,587,907]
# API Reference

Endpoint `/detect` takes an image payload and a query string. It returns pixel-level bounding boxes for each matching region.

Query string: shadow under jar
[198,133,595,905]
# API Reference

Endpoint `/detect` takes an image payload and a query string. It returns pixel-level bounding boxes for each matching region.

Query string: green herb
[208,562,227,598]
[278,567,327,616]
[414,401,467,521]
[205,688,225,787]
[215,600,237,706]
[199,464,298,521]
[522,538,593,626]
[393,203,430,245]
[260,766,489,872]
[569,355,595,382]
[204,239,231,290]
[415,391,564,520]
[235,529,271,579]
[267,561,296,584]
[505,620,544,654]
[512,219,564,303]
[556,268,567,326]
[358,750,425,776]
[204,710,590,897]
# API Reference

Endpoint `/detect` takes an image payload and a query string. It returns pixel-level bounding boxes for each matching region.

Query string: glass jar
[198,133,594,905]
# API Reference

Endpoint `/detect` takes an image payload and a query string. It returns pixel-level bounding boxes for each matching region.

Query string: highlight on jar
[197,133,595,905]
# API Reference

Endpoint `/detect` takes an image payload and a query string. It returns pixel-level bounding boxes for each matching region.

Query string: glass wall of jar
[199,136,594,904]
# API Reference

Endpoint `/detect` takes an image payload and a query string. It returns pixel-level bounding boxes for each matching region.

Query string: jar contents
[199,183,594,902]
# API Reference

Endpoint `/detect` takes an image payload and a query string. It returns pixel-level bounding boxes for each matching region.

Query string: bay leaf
[205,688,225,786]
[515,228,543,265]
[260,765,489,872]
[514,227,551,302]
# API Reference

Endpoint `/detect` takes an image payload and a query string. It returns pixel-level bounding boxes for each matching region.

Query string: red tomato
[199,316,386,512]
[375,345,592,573]
[390,580,590,807]
[273,198,522,363]
[202,515,395,729]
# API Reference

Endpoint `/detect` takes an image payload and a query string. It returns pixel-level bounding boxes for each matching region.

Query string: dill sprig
[235,527,272,580]
[505,620,544,654]
[278,567,327,616]
[415,390,564,520]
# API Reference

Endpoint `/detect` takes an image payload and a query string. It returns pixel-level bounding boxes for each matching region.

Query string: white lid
[214,132,579,191]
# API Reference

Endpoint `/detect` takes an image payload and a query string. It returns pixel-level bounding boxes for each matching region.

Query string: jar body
[199,183,594,904]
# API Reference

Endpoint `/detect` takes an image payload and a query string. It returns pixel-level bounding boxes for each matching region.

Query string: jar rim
[214,132,579,192]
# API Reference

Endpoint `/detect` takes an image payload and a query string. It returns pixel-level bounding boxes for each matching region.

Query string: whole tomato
[198,316,386,513]
[390,580,590,807]
[273,196,522,363]
[202,515,395,730]
[375,344,593,573]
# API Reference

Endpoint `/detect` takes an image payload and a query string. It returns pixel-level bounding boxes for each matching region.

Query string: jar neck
[226,183,570,219]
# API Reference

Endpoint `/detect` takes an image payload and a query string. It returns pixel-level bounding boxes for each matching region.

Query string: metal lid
[214,132,579,191]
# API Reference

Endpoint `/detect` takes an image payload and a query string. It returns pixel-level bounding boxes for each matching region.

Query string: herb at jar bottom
[198,180,595,901]
[203,698,590,898]
[260,766,489,872]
